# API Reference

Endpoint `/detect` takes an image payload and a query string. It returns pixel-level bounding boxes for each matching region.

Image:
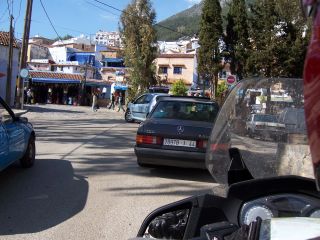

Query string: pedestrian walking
[92,93,98,112]
[108,93,115,110]
[117,92,125,112]
[27,89,32,104]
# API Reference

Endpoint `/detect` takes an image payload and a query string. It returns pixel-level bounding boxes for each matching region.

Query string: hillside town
[0,0,317,239]
[0,30,232,108]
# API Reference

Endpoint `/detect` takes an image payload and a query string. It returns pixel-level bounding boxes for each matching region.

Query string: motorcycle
[132,1,320,239]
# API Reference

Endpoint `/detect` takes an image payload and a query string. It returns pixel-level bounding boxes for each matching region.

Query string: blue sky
[0,0,201,40]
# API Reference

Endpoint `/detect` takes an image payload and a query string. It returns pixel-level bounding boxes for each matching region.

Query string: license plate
[163,138,196,148]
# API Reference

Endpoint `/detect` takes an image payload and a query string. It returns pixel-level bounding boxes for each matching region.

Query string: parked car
[134,96,219,168]
[0,96,36,171]
[278,107,307,143]
[246,113,285,139]
[125,93,169,122]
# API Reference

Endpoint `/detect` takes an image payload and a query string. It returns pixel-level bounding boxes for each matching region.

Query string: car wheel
[20,136,35,168]
[125,109,134,123]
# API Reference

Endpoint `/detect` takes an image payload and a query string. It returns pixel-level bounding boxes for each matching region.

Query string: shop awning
[31,78,81,84]
[104,58,124,63]
[114,85,128,90]
[86,82,111,87]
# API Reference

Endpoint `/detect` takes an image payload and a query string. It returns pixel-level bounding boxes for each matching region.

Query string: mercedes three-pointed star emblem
[177,125,184,134]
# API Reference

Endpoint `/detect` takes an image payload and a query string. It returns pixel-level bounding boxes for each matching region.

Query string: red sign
[227,75,236,84]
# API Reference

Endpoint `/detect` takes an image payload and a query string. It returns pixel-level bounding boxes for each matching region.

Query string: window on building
[173,67,182,75]
[159,67,168,74]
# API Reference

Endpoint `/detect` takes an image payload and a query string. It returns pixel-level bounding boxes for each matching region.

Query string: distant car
[246,114,285,139]
[278,108,306,134]
[278,108,307,142]
[125,93,169,122]
[0,96,36,171]
[148,86,170,93]
[134,96,219,169]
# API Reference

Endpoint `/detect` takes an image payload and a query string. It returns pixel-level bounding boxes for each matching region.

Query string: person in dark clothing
[117,92,125,112]
[109,93,115,110]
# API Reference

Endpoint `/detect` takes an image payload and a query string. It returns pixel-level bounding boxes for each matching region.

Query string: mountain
[155,0,255,41]
[155,2,204,41]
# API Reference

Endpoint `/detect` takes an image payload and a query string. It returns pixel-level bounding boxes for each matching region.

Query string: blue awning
[104,58,124,63]
[86,82,111,87]
[114,85,128,90]
[32,78,81,84]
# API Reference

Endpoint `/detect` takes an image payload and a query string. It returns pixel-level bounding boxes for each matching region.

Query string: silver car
[125,93,169,122]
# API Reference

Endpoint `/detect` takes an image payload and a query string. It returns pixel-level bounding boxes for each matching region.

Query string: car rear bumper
[134,146,206,169]
[253,129,284,136]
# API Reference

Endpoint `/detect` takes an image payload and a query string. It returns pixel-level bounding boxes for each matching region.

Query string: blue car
[0,96,36,171]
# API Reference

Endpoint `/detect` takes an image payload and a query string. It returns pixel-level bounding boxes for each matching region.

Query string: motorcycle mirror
[300,0,318,19]
[227,148,253,186]
[136,199,192,239]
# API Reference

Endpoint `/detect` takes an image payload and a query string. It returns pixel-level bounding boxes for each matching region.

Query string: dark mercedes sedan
[134,96,219,169]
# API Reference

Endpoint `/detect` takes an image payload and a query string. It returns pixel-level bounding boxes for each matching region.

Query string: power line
[14,0,23,27]
[39,0,63,41]
[30,18,93,35]
[85,0,119,17]
[90,0,185,37]
[6,0,11,16]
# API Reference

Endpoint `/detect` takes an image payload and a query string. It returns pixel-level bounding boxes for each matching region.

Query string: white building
[52,34,92,47]
[158,38,199,54]
[0,31,20,106]
[95,31,122,47]
[52,62,95,79]
[48,47,78,63]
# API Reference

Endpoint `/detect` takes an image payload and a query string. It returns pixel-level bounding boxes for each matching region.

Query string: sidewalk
[12,104,127,121]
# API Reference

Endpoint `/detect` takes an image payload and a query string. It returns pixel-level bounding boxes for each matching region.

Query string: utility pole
[16,0,33,109]
[6,15,14,105]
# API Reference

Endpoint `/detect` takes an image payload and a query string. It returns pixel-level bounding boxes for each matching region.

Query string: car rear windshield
[253,114,278,122]
[150,101,219,122]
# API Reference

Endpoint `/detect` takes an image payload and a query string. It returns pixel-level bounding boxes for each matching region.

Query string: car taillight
[136,135,162,145]
[197,140,208,149]
[256,125,264,129]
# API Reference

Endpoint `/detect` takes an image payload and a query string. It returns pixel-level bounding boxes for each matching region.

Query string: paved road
[0,104,216,240]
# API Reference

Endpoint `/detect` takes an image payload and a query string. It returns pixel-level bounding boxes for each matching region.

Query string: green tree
[198,0,223,99]
[246,0,309,78]
[120,0,157,99]
[273,0,310,77]
[225,0,250,79]
[171,80,188,96]
[247,0,280,77]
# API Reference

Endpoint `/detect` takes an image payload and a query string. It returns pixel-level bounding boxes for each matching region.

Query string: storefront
[85,80,112,107]
[29,78,81,105]
[28,71,83,105]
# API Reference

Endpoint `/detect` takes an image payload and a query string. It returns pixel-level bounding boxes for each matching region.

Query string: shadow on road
[0,159,88,235]
[23,105,85,114]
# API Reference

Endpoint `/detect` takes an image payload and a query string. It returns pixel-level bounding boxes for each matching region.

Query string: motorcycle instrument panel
[239,194,320,225]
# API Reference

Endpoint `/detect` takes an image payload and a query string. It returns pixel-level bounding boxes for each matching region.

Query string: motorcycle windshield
[206,78,314,184]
